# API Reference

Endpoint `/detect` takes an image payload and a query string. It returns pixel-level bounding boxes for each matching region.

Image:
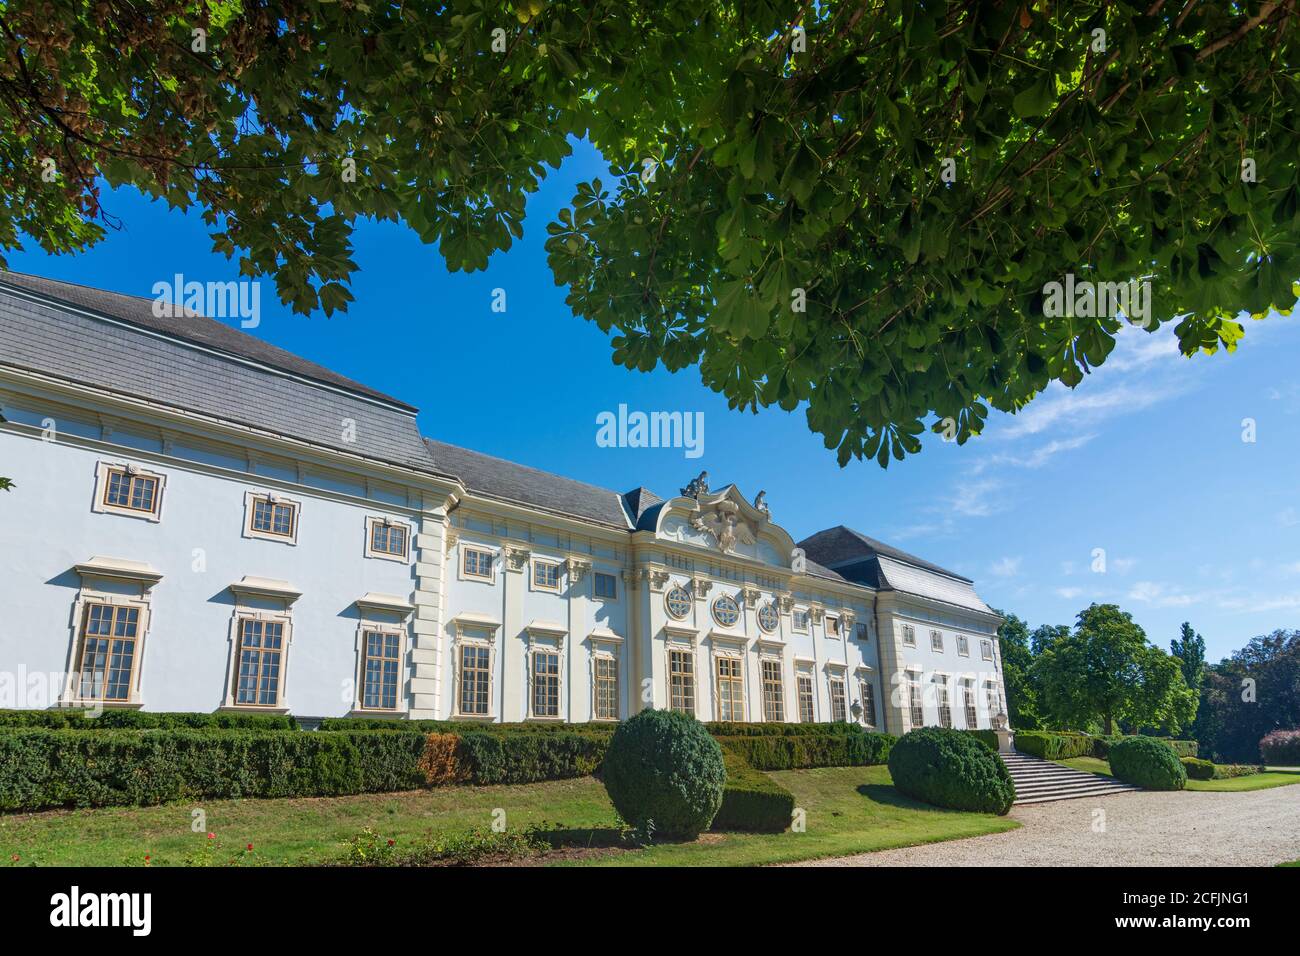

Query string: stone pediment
[655,476,795,564]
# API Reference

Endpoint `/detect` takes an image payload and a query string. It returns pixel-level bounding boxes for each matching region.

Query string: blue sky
[7,138,1297,663]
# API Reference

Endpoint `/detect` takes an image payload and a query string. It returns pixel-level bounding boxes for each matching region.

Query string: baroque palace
[0,272,1008,732]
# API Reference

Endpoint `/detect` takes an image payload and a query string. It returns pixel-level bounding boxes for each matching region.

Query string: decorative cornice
[229,575,302,606]
[646,569,671,592]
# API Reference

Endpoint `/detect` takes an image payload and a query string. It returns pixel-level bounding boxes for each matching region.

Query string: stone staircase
[1001,751,1142,805]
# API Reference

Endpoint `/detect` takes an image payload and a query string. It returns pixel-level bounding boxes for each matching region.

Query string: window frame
[963,678,979,728]
[460,545,497,584]
[792,607,810,633]
[956,634,970,657]
[593,652,620,721]
[760,658,784,722]
[531,558,563,593]
[664,585,693,621]
[930,629,944,653]
[227,614,291,711]
[69,600,145,704]
[796,674,816,723]
[714,654,746,722]
[364,516,411,562]
[243,491,300,545]
[454,635,495,718]
[757,601,779,634]
[711,593,741,629]
[907,670,925,729]
[592,570,618,601]
[858,678,876,729]
[92,461,165,522]
[668,647,696,714]
[828,678,848,723]
[355,624,405,713]
[981,638,994,661]
[901,623,916,647]
[935,675,953,728]
[530,648,562,719]
[825,615,840,637]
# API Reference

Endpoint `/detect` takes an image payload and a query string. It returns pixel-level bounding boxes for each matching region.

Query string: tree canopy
[1033,603,1197,735]
[3,1,1298,464]
[1195,629,1300,762]
[1171,620,1207,690]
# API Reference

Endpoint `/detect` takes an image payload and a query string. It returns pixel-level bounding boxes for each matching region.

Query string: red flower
[144,855,151,863]
[387,839,395,847]
[207,832,215,840]
[246,844,254,851]
[10,855,17,862]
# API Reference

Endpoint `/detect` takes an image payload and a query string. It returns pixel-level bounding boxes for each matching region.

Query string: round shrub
[887,727,1015,815]
[1180,756,1216,781]
[1109,736,1186,790]
[601,709,726,839]
[1259,729,1300,765]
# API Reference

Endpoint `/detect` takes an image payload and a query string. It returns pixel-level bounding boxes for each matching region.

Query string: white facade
[0,274,1008,731]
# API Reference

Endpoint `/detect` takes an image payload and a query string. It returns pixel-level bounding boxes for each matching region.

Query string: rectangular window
[829,679,847,722]
[361,630,401,710]
[930,629,944,652]
[594,571,618,599]
[761,659,784,722]
[985,682,1002,718]
[368,520,409,559]
[715,656,745,722]
[75,603,139,701]
[859,679,876,728]
[251,498,296,538]
[981,639,994,661]
[826,616,840,637]
[956,634,970,657]
[908,675,925,729]
[936,677,952,728]
[902,624,916,647]
[793,609,810,632]
[594,656,619,720]
[235,618,284,707]
[797,675,815,723]
[462,547,494,580]
[459,644,491,716]
[963,679,978,728]
[669,649,695,714]
[532,651,560,717]
[104,469,159,515]
[532,560,561,592]
[856,623,868,642]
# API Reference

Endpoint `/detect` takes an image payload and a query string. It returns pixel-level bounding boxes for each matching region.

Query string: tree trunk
[1104,712,1114,736]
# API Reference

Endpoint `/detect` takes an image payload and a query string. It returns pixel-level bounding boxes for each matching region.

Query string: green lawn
[0,767,1017,867]
[1055,757,1300,793]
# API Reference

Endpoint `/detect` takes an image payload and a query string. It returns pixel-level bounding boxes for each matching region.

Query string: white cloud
[1129,580,1200,608]
[1055,586,1084,599]
[969,433,1096,474]
[1111,557,1138,574]
[990,557,1022,578]
[1278,507,1300,528]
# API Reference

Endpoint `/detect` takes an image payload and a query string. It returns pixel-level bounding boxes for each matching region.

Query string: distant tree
[994,610,1040,730]
[1034,604,1196,735]
[1194,630,1300,762]
[1171,621,1207,691]
[1030,623,1070,656]
[0,478,11,491]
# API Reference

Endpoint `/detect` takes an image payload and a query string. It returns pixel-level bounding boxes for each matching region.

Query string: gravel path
[794,787,1300,867]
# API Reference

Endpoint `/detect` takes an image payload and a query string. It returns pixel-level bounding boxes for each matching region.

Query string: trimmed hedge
[316,717,615,736]
[888,727,1015,815]
[601,710,726,839]
[963,729,1000,752]
[716,731,894,770]
[1259,729,1300,765]
[1014,730,1094,760]
[0,729,429,811]
[703,721,865,738]
[712,751,795,832]
[0,709,295,731]
[453,730,606,784]
[1210,763,1263,780]
[1109,736,1186,790]
[1181,756,1216,780]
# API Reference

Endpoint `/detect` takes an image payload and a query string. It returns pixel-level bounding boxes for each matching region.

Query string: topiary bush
[1181,756,1216,780]
[1259,729,1300,765]
[888,727,1015,815]
[1013,730,1094,760]
[600,709,726,840]
[1108,736,1186,790]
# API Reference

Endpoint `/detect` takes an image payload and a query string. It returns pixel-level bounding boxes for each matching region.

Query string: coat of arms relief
[679,471,768,555]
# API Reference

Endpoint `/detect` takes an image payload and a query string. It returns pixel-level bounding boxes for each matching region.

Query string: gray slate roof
[799,525,972,582]
[0,271,413,409]
[0,274,435,473]
[424,438,632,528]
